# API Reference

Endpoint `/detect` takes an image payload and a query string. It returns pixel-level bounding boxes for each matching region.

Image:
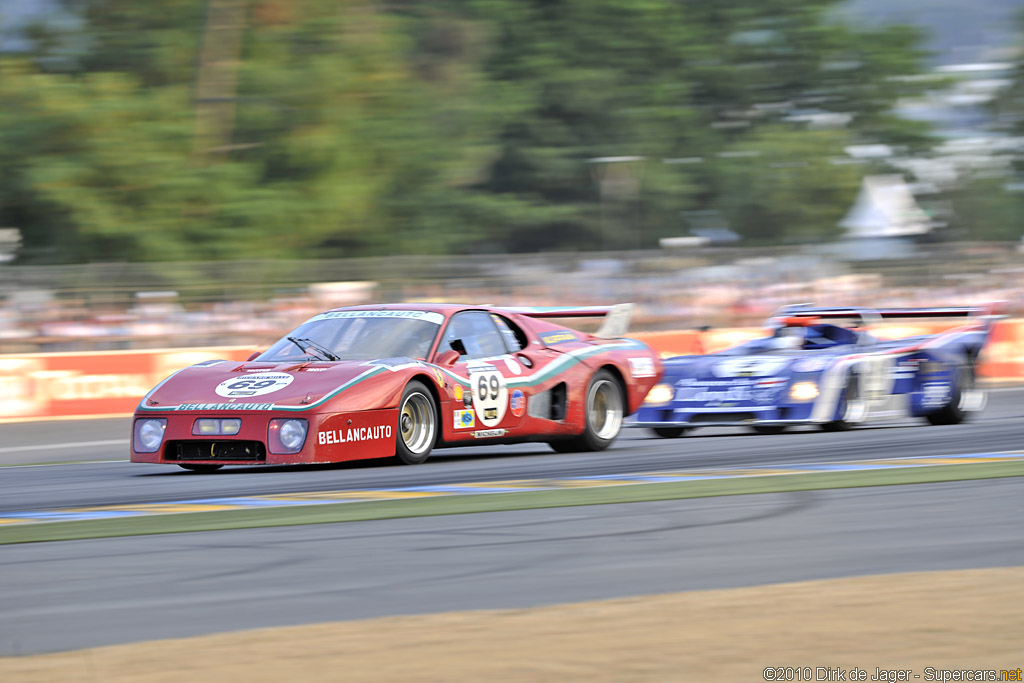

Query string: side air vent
[528,382,568,421]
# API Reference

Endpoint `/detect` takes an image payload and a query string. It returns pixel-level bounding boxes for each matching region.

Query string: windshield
[256,311,443,362]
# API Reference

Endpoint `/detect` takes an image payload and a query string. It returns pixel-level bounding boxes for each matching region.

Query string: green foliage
[0,0,940,263]
[947,176,1024,242]
[711,126,863,243]
[950,8,1024,238]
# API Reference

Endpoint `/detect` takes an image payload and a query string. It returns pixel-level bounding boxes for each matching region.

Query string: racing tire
[924,365,972,426]
[751,425,786,435]
[179,464,223,473]
[394,380,437,465]
[548,370,625,453]
[820,375,865,432]
[652,427,688,439]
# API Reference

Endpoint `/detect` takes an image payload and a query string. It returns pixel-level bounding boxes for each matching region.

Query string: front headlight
[134,418,167,453]
[268,418,308,454]
[789,382,820,401]
[644,383,675,406]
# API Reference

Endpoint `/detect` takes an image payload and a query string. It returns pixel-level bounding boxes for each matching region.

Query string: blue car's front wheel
[821,374,865,432]
[751,425,786,435]
[652,427,688,438]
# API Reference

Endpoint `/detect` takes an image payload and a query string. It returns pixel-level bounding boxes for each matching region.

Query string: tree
[459,0,936,250]
[711,126,863,243]
[0,0,494,262]
[0,0,940,263]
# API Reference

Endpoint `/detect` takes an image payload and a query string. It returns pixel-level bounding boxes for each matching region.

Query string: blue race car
[635,305,999,437]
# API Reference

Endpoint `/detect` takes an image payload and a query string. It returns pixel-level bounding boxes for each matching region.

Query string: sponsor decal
[453,384,464,402]
[310,310,444,325]
[177,402,274,411]
[472,429,506,439]
[792,357,829,373]
[215,372,294,398]
[673,378,755,405]
[433,368,444,384]
[672,377,784,407]
[713,357,789,378]
[921,382,951,408]
[304,368,329,372]
[539,330,578,345]
[318,424,393,445]
[752,378,788,404]
[469,366,508,427]
[510,389,526,417]
[454,409,475,429]
[628,357,656,378]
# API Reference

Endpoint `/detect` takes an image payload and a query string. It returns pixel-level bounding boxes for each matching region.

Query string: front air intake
[166,441,266,462]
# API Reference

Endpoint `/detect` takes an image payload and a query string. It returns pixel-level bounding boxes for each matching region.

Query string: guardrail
[1,321,1020,421]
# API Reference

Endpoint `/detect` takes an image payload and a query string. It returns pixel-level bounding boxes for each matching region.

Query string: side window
[491,314,526,352]
[445,312,507,360]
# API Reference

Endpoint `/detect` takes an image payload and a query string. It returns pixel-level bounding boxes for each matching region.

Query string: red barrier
[0,346,253,421]
[0,320,1019,421]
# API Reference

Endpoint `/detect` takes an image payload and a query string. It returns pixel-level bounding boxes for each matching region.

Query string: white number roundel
[215,373,294,398]
[713,357,789,377]
[470,368,507,427]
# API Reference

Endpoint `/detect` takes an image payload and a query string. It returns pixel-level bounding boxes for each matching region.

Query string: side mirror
[246,351,262,361]
[435,349,460,367]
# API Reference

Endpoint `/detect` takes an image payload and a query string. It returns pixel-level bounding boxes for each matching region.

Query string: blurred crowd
[1,247,1020,354]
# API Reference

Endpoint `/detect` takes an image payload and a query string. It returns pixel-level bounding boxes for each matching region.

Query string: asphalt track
[2,387,1024,513]
[1,389,1023,655]
[2,479,1022,655]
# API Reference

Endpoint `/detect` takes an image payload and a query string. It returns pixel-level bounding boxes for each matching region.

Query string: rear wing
[767,303,1005,329]
[506,303,635,338]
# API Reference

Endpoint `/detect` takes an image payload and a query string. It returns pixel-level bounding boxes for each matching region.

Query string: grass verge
[2,461,1022,545]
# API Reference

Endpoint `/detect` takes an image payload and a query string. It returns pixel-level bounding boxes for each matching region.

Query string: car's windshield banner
[308,310,444,325]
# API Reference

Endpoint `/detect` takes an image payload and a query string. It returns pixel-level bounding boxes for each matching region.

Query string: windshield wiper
[287,336,340,362]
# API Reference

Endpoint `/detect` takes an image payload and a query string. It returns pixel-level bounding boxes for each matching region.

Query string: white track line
[0,439,127,454]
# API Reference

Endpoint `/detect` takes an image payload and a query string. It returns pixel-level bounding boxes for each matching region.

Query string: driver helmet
[770,326,804,350]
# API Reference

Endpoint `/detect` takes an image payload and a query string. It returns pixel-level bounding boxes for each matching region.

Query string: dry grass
[4,567,1022,683]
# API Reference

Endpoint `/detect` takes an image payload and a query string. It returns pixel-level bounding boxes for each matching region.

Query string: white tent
[839,175,931,238]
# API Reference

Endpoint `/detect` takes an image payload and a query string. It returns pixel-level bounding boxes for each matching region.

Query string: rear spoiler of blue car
[768,303,1005,328]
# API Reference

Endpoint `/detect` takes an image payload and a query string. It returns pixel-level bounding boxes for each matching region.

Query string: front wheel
[821,375,866,432]
[179,464,223,473]
[394,381,437,465]
[549,370,624,453]
[751,425,786,435]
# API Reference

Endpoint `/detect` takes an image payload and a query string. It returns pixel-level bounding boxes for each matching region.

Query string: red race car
[131,303,661,471]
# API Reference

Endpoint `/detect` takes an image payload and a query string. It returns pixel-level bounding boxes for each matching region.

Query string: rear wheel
[925,365,972,426]
[652,427,688,438]
[179,464,223,473]
[394,381,437,465]
[549,370,624,453]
